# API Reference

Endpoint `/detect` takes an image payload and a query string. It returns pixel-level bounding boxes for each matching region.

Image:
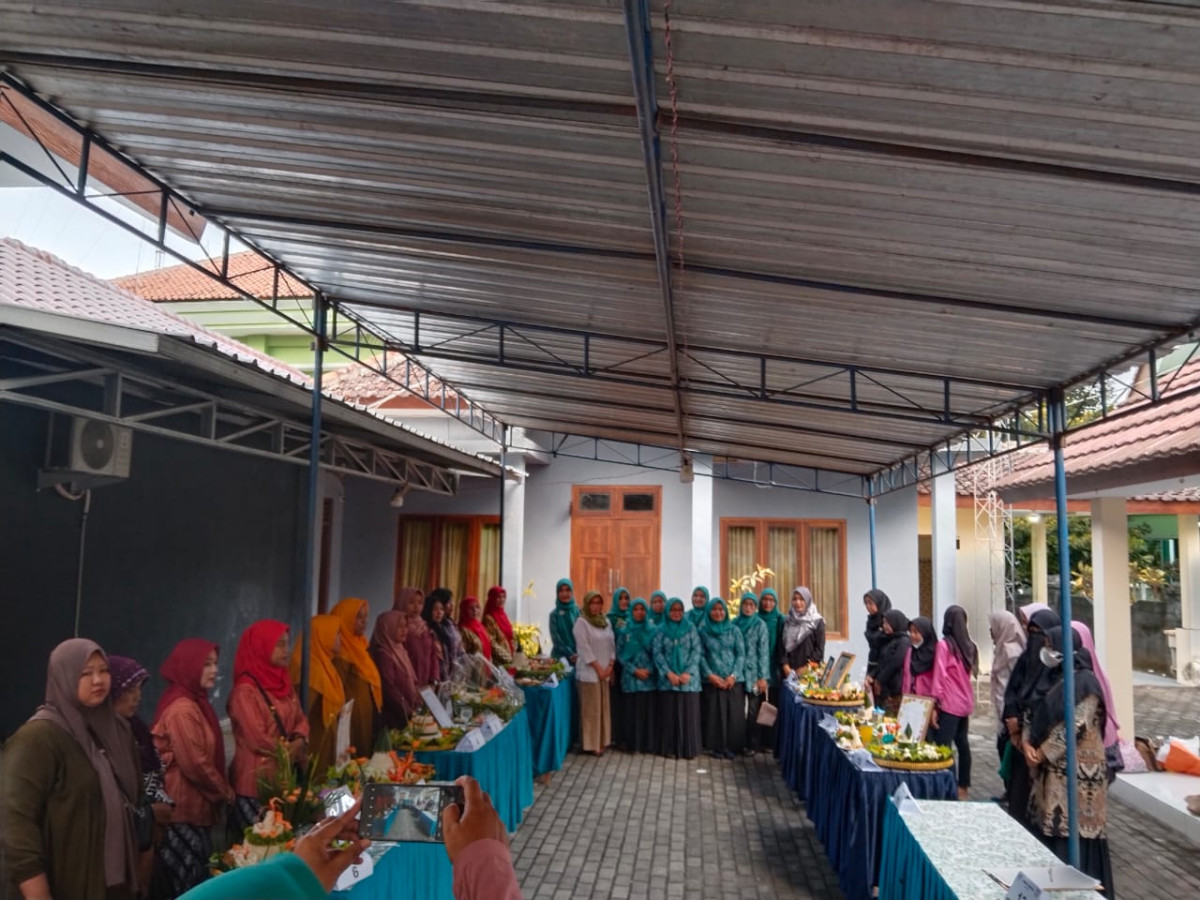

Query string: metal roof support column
[498,425,507,585]
[623,0,687,458]
[298,293,327,710]
[867,486,878,590]
[1049,387,1080,867]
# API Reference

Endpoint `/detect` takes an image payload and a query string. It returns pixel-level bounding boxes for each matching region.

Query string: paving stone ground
[513,684,1200,900]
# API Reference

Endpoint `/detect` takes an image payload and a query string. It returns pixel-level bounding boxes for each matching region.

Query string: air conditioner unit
[67,417,133,477]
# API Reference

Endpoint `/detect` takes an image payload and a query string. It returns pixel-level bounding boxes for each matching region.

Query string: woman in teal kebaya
[736,592,771,754]
[619,598,659,753]
[653,598,702,760]
[699,596,747,759]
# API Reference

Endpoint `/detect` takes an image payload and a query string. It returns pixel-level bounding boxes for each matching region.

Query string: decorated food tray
[868,741,955,771]
[802,696,868,708]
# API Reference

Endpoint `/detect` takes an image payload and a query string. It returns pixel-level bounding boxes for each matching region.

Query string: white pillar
[1175,514,1200,684]
[930,465,958,627]
[1090,497,1135,736]
[1031,515,1048,606]
[690,454,715,589]
[503,458,527,621]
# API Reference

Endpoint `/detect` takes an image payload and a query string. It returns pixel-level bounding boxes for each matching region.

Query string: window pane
[726,526,757,594]
[767,526,798,595]
[440,522,470,607]
[622,492,656,512]
[398,519,433,596]
[808,526,843,635]
[579,492,611,512]
[475,523,501,601]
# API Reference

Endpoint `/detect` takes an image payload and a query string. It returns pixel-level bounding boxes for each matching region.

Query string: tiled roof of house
[1,238,308,384]
[324,357,458,407]
[996,360,1200,492]
[111,250,309,302]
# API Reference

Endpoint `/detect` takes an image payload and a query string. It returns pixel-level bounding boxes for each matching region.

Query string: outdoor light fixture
[390,484,411,509]
[679,454,694,484]
[1027,513,1042,523]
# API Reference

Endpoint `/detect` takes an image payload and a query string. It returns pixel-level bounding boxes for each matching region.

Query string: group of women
[0,584,518,900]
[546,579,830,761]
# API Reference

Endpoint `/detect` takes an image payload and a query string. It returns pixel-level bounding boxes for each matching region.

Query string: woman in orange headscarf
[290,615,345,774]
[329,598,383,756]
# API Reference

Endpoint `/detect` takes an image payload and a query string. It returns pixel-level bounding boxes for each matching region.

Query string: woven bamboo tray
[870,754,955,771]
[800,696,866,708]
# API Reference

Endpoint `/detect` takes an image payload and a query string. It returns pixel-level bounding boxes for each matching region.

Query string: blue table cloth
[776,683,957,900]
[339,842,453,900]
[414,708,535,833]
[521,676,572,778]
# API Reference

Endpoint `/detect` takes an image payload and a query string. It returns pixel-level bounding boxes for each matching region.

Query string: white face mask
[1040,646,1063,669]
[910,637,923,649]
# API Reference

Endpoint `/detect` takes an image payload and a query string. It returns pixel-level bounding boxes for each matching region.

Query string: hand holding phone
[359,782,466,843]
[443,776,508,865]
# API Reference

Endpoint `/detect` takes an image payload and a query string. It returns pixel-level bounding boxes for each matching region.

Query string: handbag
[756,701,778,727]
[129,799,155,852]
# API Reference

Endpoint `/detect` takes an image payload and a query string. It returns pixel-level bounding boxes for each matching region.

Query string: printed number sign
[1005,872,1045,900]
[333,850,374,891]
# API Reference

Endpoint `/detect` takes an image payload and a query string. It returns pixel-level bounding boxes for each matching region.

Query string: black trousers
[702,683,747,754]
[745,691,765,752]
[933,712,972,789]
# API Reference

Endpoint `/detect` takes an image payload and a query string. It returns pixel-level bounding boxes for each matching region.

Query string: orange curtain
[439,522,470,604]
[767,526,798,595]
[726,526,757,595]
[475,523,501,600]
[808,526,843,635]
[398,519,433,592]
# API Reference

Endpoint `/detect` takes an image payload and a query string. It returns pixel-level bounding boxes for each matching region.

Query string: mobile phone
[359,781,465,843]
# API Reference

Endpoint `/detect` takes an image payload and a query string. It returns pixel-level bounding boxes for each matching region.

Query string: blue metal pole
[299,295,326,711]
[1050,390,1080,867]
[498,425,507,585]
[868,487,878,590]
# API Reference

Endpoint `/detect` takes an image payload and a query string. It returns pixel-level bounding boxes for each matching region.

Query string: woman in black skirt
[619,598,659,753]
[653,597,702,760]
[698,596,747,759]
[608,586,632,749]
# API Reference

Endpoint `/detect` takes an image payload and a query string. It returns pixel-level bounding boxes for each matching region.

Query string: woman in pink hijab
[1071,621,1121,748]
[397,587,440,687]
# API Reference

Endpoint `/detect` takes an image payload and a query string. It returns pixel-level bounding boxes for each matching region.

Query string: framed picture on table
[825,652,856,689]
[897,694,936,743]
[818,656,835,686]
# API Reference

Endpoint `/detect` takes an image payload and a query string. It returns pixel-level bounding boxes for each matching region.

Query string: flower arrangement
[512,622,545,658]
[257,740,326,830]
[210,801,296,873]
[324,750,436,796]
[728,564,776,599]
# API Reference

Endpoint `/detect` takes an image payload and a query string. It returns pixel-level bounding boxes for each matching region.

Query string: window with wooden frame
[395,516,501,615]
[720,518,848,638]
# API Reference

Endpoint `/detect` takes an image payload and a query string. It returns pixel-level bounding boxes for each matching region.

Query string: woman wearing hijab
[1023,627,1115,897]
[699,596,747,759]
[290,615,346,775]
[781,587,826,674]
[401,589,441,687]
[902,616,938,696]
[549,578,579,662]
[930,605,978,799]
[458,596,493,660]
[370,610,423,730]
[619,597,660,754]
[328,598,383,756]
[1018,602,1051,630]
[686,586,710,629]
[737,593,771,755]
[757,588,785,748]
[152,639,235,896]
[872,609,912,715]
[654,597,703,760]
[425,589,464,680]
[647,590,668,626]
[2,639,142,900]
[863,588,892,682]
[1071,622,1122,754]
[227,621,309,834]
[608,587,632,751]
[482,586,515,668]
[574,591,617,755]
[989,611,1027,769]
[1002,607,1060,828]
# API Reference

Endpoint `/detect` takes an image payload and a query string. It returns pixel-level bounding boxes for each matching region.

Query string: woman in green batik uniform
[698,596,747,759]
[653,598,702,760]
[736,592,771,755]
[619,598,659,754]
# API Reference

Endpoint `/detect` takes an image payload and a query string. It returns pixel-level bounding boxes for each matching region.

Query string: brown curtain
[398,519,433,594]
[767,526,798,595]
[440,522,470,605]
[726,525,757,595]
[808,526,843,635]
[476,523,501,601]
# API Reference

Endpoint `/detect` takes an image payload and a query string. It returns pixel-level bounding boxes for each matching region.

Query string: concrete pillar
[503,458,527,621]
[691,455,715,589]
[1031,515,1048,606]
[1090,497,1135,736]
[1175,514,1200,684]
[930,465,958,627]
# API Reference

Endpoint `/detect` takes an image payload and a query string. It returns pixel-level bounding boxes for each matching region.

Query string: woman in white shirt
[573,591,616,756]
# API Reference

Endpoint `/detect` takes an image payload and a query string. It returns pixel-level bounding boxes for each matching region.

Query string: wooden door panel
[571,515,613,600]
[617,518,659,599]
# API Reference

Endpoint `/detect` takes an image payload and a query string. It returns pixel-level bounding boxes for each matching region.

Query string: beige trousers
[577,679,612,752]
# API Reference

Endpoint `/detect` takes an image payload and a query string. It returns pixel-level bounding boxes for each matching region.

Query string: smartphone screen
[359,782,465,843]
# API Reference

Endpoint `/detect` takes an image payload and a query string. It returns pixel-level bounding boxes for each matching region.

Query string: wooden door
[569,486,662,600]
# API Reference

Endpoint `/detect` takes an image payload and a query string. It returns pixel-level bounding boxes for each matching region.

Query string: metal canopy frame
[0,328,460,494]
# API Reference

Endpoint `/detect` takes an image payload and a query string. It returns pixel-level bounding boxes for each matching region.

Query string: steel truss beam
[510,433,868,499]
[0,331,458,494]
[330,305,1047,439]
[0,74,503,447]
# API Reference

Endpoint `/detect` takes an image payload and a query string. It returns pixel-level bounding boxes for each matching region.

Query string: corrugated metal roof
[4,1,1200,474]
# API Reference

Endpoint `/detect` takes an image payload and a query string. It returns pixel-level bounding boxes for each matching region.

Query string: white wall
[520,454,693,633]
[710,481,920,682]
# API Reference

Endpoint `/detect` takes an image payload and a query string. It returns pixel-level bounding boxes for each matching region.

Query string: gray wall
[2,401,307,737]
[338,475,403,622]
